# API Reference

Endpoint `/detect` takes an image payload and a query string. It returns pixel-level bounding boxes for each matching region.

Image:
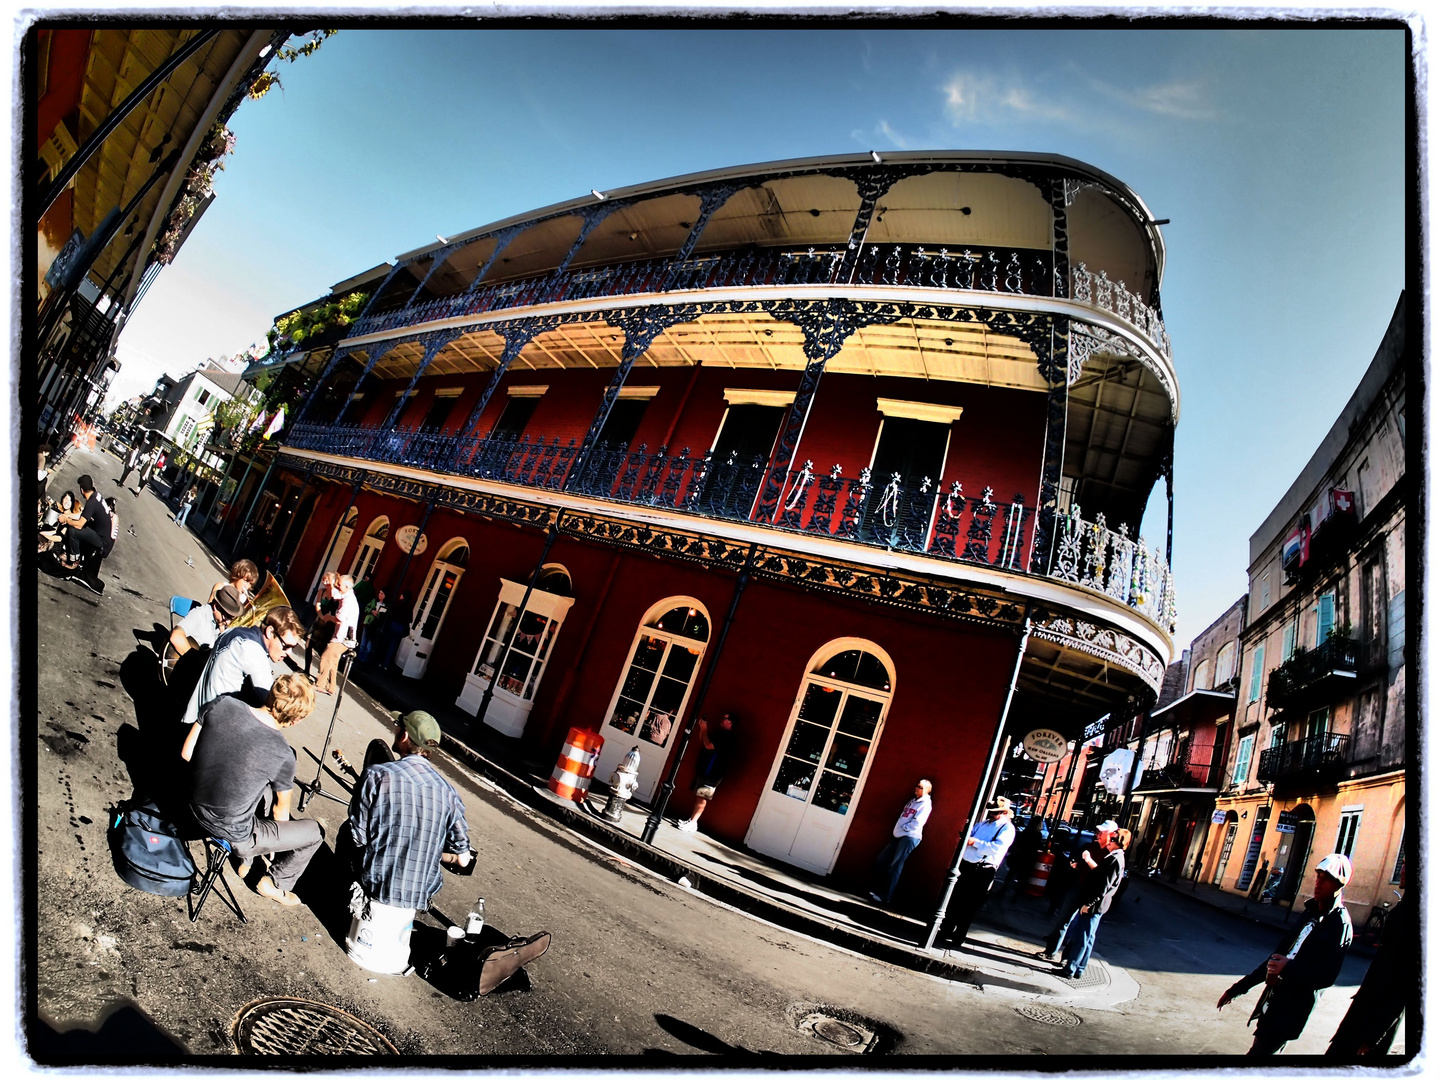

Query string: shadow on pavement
[648,1014,780,1057]
[30,1001,188,1062]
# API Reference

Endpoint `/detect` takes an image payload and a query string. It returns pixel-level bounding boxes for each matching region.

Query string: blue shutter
[1248,643,1265,702]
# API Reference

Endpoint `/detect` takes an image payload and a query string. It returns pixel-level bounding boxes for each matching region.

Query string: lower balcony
[1256,731,1351,786]
[284,420,1177,634]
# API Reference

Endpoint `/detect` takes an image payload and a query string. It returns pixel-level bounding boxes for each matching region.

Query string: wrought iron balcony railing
[1266,636,1359,710]
[1137,757,1215,791]
[348,244,1171,362]
[286,420,1177,633]
[1256,731,1350,784]
[1047,505,1177,633]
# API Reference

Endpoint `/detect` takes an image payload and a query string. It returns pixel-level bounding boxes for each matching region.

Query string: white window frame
[1232,733,1255,787]
[1335,807,1363,860]
[1215,641,1238,684]
[348,515,389,582]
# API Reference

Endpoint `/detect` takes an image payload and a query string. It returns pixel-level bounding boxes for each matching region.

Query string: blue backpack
[108,800,197,897]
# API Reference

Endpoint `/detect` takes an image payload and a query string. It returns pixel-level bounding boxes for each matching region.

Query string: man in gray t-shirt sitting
[187,674,323,907]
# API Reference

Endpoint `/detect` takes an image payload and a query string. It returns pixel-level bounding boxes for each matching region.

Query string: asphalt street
[29,443,1380,1064]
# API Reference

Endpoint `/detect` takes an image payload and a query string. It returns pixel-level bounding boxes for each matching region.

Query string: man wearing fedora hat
[168,584,244,658]
[938,795,1016,949]
[1219,852,1355,1055]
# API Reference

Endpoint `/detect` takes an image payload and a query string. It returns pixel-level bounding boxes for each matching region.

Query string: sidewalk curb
[433,728,986,988]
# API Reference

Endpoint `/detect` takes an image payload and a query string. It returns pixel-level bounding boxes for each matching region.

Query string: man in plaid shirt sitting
[346,710,471,969]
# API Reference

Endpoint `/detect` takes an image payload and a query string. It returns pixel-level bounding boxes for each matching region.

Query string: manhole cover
[1015,1003,1082,1027]
[232,998,398,1055]
[797,1012,877,1053]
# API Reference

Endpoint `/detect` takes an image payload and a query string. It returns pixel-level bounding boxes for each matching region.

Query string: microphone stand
[296,642,357,812]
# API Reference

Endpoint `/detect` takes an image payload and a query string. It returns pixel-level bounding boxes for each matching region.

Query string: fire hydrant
[601,746,642,823]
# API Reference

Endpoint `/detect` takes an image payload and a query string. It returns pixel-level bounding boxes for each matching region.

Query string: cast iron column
[922,607,1032,950]
[642,544,758,845]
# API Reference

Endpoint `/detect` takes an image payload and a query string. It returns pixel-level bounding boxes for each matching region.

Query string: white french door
[397,543,467,678]
[745,675,889,875]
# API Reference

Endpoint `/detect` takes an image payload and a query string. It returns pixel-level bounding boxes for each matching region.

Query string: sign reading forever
[1022,729,1068,763]
[394,525,428,556]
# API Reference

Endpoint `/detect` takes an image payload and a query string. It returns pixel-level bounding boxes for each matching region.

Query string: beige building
[1208,294,1408,926]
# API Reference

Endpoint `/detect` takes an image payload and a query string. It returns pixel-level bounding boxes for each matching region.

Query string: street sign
[395,525,428,556]
[1022,728,1068,763]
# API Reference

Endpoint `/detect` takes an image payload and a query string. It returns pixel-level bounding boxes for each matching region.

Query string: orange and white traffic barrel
[1026,852,1056,897]
[548,727,604,802]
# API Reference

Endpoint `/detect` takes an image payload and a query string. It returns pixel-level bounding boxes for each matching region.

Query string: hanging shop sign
[1022,728,1068,764]
[1212,809,1229,825]
[395,525,428,556]
[1275,810,1298,834]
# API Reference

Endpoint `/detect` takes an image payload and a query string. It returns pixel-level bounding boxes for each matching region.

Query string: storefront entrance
[397,539,467,679]
[745,641,893,876]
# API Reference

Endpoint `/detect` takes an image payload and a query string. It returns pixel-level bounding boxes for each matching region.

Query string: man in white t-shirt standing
[869,779,932,904]
[316,574,360,695]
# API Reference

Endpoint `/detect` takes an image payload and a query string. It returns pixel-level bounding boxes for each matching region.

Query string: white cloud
[878,120,917,150]
[1088,74,1218,120]
[942,70,1076,126]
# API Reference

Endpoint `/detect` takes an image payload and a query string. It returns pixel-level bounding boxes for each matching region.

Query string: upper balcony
[1266,635,1360,712]
[284,417,1178,637]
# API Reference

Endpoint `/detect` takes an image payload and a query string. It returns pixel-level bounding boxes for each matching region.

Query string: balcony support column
[333,341,400,426]
[923,606,1033,951]
[377,330,463,430]
[465,224,528,293]
[450,318,557,460]
[566,306,692,489]
[660,184,745,291]
[232,451,278,562]
[271,461,316,575]
[404,242,463,308]
[356,263,410,321]
[1029,321,1069,574]
[1050,176,1071,299]
[292,347,357,429]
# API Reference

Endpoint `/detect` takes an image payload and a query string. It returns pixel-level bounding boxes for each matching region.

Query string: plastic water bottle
[465,898,485,939]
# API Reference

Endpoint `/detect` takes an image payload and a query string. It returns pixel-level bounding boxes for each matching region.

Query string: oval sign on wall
[1022,728,1068,763]
[394,525,428,556]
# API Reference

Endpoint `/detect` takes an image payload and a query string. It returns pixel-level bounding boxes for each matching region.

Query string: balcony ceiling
[38,29,257,297]
[398,154,1161,301]
[1064,351,1173,529]
[358,311,1051,392]
[1011,635,1149,735]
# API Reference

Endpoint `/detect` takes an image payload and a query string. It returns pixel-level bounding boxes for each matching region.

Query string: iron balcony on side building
[1256,731,1351,786]
[1265,635,1359,712]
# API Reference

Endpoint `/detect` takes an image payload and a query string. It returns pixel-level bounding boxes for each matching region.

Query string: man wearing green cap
[346,710,472,965]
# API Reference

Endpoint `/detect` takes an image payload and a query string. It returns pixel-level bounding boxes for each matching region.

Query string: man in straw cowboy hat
[938,794,1016,949]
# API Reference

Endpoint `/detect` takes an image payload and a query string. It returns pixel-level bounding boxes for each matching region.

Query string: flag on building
[248,410,269,435]
[262,406,285,440]
[1282,520,1308,567]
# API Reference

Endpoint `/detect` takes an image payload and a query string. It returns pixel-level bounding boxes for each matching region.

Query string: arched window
[308,504,359,597]
[1192,658,1213,692]
[592,599,712,802]
[459,564,576,736]
[1214,641,1238,685]
[349,515,389,583]
[745,639,896,875]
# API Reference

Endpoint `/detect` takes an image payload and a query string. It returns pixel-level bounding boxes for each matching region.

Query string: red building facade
[258,151,1179,902]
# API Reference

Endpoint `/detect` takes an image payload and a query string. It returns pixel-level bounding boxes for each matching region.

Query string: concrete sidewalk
[339,661,1140,1010]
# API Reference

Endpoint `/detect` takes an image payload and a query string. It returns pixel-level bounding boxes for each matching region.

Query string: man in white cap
[1041,819,1119,959]
[1218,852,1355,1055]
[938,795,1015,949]
[1056,823,1126,979]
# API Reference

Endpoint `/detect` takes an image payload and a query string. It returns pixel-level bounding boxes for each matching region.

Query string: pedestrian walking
[868,780,932,904]
[1218,853,1355,1056]
[133,447,159,497]
[1326,862,1410,1057]
[357,588,387,664]
[175,485,198,528]
[676,714,734,833]
[1040,820,1117,958]
[306,572,339,677]
[937,796,1016,949]
[1055,827,1125,979]
[117,440,142,487]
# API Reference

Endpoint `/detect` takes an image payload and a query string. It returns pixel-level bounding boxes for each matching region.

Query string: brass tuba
[230,571,291,628]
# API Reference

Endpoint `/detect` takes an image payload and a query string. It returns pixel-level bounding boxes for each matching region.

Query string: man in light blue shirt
[939,795,1016,949]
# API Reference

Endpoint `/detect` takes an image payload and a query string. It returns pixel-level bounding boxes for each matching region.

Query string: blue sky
[110,27,1408,648]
